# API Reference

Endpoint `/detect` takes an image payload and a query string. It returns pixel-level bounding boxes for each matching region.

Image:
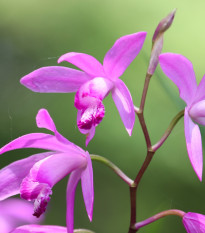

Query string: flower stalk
[134,209,185,230]
[90,154,134,186]
[152,109,184,151]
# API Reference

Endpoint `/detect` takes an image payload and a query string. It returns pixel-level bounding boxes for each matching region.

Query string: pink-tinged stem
[152,109,184,151]
[91,154,134,186]
[133,209,185,230]
[135,73,152,149]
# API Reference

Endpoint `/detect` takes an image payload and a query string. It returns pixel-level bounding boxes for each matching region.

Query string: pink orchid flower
[183,212,205,233]
[20,32,147,145]
[159,53,205,181]
[0,109,94,233]
[0,198,42,233]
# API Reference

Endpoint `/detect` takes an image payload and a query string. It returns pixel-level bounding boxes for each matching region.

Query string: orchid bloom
[159,53,205,181]
[0,108,94,233]
[20,32,147,145]
[0,198,42,233]
[183,212,205,233]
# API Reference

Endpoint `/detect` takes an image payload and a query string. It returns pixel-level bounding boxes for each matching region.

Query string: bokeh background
[1,0,205,232]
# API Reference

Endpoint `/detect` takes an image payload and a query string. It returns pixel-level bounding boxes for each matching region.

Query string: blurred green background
[1,0,205,232]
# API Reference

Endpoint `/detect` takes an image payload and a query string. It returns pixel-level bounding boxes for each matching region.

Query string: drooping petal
[77,111,96,146]
[66,169,83,233]
[0,152,52,201]
[0,133,72,155]
[81,152,94,221]
[11,224,67,233]
[103,32,147,80]
[189,100,205,126]
[111,79,135,136]
[194,74,205,103]
[159,53,197,105]
[184,107,203,181]
[25,152,87,188]
[58,52,105,78]
[85,127,96,147]
[183,212,205,233]
[20,66,91,93]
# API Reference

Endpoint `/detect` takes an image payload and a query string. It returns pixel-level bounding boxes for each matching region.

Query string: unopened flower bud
[147,9,176,75]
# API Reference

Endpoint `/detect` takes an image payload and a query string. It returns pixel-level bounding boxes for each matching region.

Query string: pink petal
[36,109,80,151]
[159,53,197,105]
[183,212,205,233]
[184,107,203,181]
[81,152,94,221]
[20,66,91,93]
[111,79,135,136]
[194,74,205,103]
[0,152,51,201]
[0,198,42,233]
[103,32,147,80]
[0,133,71,154]
[36,109,56,132]
[66,169,83,233]
[11,224,67,233]
[0,198,40,222]
[85,127,96,147]
[189,100,205,126]
[75,77,114,109]
[28,152,87,187]
[77,111,96,146]
[58,52,105,77]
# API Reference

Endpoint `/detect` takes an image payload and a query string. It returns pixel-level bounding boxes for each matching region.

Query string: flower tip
[126,128,133,136]
[152,9,176,43]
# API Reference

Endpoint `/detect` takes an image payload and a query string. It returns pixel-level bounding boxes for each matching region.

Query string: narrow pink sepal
[0,133,69,154]
[103,32,147,80]
[81,152,94,221]
[159,53,197,105]
[66,169,82,233]
[111,79,135,136]
[36,108,75,147]
[0,152,52,201]
[11,224,67,233]
[20,66,91,93]
[36,109,56,132]
[184,107,203,181]
[183,212,205,233]
[58,52,105,78]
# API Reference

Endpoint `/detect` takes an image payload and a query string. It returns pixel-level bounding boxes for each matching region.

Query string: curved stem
[90,154,134,186]
[133,209,185,230]
[139,73,152,111]
[134,150,155,186]
[152,109,184,152]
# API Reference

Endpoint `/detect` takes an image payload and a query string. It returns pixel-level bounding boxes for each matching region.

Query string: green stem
[90,154,134,186]
[134,209,185,230]
[152,110,184,152]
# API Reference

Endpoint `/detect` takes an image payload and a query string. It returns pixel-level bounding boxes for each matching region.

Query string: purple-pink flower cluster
[1,15,205,233]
